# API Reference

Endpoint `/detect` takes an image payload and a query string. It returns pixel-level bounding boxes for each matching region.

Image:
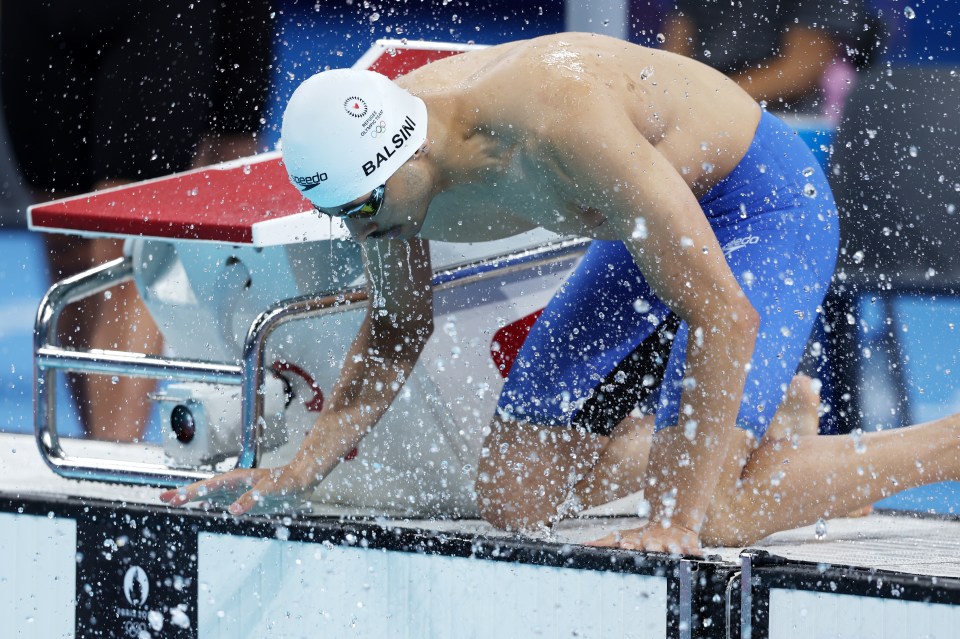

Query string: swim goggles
[315,184,386,219]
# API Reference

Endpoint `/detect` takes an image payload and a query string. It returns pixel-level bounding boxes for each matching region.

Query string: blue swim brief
[496,110,840,440]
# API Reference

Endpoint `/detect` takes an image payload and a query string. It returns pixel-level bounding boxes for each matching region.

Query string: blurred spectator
[1,1,273,441]
[660,0,877,120]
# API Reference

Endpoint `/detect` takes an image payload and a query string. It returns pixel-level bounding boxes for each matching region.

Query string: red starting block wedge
[27,40,483,247]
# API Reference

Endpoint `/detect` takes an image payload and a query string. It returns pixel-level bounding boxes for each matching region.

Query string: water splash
[632,217,648,239]
[542,45,585,75]
[814,518,827,540]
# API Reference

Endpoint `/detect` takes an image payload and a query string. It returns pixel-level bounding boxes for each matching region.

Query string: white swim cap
[281,69,428,208]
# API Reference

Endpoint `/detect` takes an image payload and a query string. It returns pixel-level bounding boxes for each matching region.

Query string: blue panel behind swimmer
[856,295,960,515]
[0,231,83,437]
[497,111,840,440]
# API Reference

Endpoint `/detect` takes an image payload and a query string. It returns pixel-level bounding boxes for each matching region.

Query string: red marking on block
[491,310,544,378]
[368,48,464,78]
[270,360,325,413]
[270,360,357,461]
[29,158,303,243]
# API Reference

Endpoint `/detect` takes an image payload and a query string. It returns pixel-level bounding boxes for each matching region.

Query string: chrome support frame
[34,238,589,487]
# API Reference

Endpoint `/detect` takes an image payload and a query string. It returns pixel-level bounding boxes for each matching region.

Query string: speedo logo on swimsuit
[291,171,329,192]
[361,115,419,177]
[722,235,760,257]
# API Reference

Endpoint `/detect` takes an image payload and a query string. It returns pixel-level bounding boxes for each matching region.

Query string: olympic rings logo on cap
[344,96,368,118]
[369,121,388,138]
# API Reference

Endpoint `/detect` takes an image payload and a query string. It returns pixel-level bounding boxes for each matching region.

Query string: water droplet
[636,499,651,518]
[852,250,865,264]
[904,6,916,19]
[703,49,712,58]
[656,33,666,44]
[187,188,199,197]
[632,217,648,239]
[242,164,252,175]
[111,376,119,385]
[693,326,704,347]
[803,183,817,198]
[814,518,827,540]
[908,146,918,158]
[851,428,867,454]
[170,605,191,628]
[633,298,651,313]
[148,610,165,631]
[802,167,815,178]
[104,290,113,300]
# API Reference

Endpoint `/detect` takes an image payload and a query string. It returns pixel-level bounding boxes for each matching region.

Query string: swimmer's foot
[767,374,821,441]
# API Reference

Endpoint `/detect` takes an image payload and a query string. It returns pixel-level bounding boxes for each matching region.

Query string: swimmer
[161,33,960,555]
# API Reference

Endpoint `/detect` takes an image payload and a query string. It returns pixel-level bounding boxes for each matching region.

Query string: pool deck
[3,431,958,580]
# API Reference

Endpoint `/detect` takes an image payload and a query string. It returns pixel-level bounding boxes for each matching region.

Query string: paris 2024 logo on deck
[123,565,150,607]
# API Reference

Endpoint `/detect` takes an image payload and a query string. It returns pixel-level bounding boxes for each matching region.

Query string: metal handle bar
[35,238,589,487]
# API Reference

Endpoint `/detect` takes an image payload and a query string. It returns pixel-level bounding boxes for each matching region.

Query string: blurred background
[1,0,958,511]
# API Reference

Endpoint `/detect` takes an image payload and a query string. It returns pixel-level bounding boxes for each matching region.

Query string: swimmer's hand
[585,523,702,556]
[159,460,319,516]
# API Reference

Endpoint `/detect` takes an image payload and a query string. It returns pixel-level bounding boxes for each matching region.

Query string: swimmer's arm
[729,27,837,104]
[293,236,435,475]
[161,238,433,513]
[660,14,696,57]
[546,111,759,540]
[660,14,836,105]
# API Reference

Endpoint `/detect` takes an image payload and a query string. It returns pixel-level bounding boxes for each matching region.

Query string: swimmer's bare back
[396,32,762,243]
